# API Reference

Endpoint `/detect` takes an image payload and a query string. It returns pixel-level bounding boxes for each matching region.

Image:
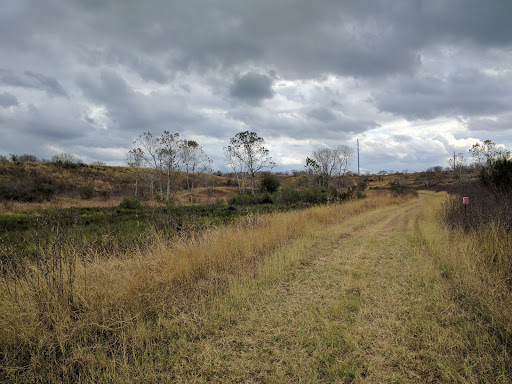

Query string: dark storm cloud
[371,69,512,120]
[230,72,274,105]
[0,92,18,107]
[465,114,512,133]
[3,1,512,79]
[1,0,512,169]
[77,70,134,105]
[29,121,85,140]
[418,0,512,46]
[307,108,336,123]
[227,105,377,143]
[77,68,203,128]
[3,1,511,82]
[0,115,86,162]
[0,70,67,97]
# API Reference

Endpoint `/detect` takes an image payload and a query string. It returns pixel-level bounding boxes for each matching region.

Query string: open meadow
[2,2,512,381]
[1,188,511,383]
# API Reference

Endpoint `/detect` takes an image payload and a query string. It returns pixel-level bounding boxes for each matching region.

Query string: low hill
[0,159,476,211]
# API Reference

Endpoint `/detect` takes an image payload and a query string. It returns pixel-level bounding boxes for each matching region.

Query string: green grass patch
[0,203,295,266]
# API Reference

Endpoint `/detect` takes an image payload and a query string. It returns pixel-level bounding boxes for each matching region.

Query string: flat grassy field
[1,191,510,383]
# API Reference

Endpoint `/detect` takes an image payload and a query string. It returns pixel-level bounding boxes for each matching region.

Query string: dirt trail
[182,196,476,383]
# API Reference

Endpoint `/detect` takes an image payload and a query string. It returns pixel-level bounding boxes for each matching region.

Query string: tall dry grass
[417,191,512,377]
[0,193,405,382]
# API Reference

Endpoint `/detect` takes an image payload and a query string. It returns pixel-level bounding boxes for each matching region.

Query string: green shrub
[275,188,330,205]
[389,181,405,195]
[259,192,274,204]
[278,188,301,205]
[119,196,141,210]
[228,193,258,206]
[260,173,280,193]
[0,175,54,202]
[79,185,94,200]
[99,190,111,201]
[480,157,512,193]
[302,189,328,204]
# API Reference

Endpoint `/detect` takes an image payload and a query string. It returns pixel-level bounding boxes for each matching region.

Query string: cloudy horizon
[1,0,511,173]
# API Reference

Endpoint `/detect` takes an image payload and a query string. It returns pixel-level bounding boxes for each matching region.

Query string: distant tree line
[0,152,87,164]
[0,132,362,205]
[127,131,214,203]
[304,145,355,190]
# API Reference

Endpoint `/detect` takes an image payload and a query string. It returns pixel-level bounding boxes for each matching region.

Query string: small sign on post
[463,197,469,205]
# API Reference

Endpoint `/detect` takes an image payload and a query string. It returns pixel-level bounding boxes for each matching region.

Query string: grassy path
[4,193,508,383]
[170,193,498,383]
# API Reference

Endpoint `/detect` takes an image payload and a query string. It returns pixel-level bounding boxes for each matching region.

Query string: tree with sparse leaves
[135,131,163,198]
[224,145,247,193]
[469,139,510,166]
[334,145,355,188]
[180,140,212,202]
[126,147,144,197]
[158,131,180,203]
[226,131,275,194]
[305,148,338,189]
[51,153,82,165]
[448,153,468,180]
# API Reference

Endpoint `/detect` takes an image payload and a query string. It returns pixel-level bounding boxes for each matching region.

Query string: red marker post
[463,196,469,221]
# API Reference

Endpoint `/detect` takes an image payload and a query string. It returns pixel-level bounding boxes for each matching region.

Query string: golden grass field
[1,191,511,382]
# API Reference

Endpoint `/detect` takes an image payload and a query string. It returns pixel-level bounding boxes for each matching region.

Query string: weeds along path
[4,193,507,383]
[172,192,504,383]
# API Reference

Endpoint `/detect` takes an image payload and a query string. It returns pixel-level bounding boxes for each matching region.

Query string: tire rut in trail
[331,197,475,383]
[339,204,427,382]
[181,198,429,382]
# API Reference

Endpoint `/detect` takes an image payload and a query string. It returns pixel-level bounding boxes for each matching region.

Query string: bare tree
[470,139,511,166]
[136,131,163,199]
[334,145,355,189]
[180,140,213,202]
[16,154,39,162]
[126,147,144,197]
[226,131,275,194]
[158,131,180,204]
[51,153,82,164]
[204,166,217,198]
[420,166,444,186]
[448,153,468,180]
[305,148,338,189]
[224,145,247,193]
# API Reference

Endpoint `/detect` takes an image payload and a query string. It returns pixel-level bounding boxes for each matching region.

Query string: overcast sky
[1,0,511,173]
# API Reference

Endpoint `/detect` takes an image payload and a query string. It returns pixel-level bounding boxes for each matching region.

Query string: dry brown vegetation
[0,159,467,214]
[0,187,239,213]
[0,193,398,382]
[1,190,511,382]
[0,160,234,212]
